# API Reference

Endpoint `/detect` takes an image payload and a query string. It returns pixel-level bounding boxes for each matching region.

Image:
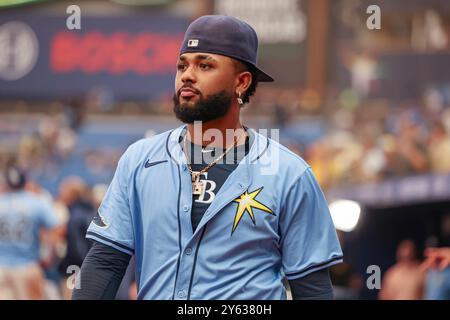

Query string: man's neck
[186,118,246,149]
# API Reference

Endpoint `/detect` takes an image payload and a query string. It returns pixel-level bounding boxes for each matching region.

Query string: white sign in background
[215,0,307,44]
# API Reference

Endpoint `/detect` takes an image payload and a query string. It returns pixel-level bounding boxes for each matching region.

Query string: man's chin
[179,100,197,108]
[172,89,232,124]
[179,95,199,105]
[173,105,200,123]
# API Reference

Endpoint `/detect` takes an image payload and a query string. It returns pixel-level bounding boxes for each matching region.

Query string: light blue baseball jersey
[86,125,343,300]
[0,190,59,266]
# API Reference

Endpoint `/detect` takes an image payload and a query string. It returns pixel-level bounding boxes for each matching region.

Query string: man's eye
[177,64,187,71]
[199,63,210,70]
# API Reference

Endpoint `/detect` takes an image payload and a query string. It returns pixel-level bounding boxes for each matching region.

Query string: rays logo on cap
[187,39,199,47]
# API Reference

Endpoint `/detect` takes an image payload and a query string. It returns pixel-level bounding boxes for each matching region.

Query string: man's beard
[173,90,232,124]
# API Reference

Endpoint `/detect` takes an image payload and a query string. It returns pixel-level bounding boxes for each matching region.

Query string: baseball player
[73,15,343,300]
[0,166,59,299]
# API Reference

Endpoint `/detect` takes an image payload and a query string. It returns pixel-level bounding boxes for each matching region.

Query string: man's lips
[179,88,199,98]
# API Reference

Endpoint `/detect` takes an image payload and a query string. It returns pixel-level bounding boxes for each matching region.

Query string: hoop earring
[237,92,243,105]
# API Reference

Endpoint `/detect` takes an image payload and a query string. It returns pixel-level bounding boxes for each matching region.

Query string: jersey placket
[168,126,257,300]
[173,160,252,300]
[172,159,202,300]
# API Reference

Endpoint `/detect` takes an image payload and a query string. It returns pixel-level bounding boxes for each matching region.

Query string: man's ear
[235,71,252,95]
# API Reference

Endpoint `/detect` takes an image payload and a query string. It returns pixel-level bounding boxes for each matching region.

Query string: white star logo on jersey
[231,187,275,235]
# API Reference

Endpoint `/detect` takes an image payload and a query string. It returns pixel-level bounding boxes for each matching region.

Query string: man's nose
[180,65,197,84]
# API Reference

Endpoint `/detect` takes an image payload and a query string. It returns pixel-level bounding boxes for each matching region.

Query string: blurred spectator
[25,180,68,299]
[422,247,450,272]
[394,110,429,175]
[17,135,45,172]
[422,214,450,300]
[348,50,380,97]
[379,240,425,300]
[305,138,332,187]
[273,103,290,128]
[57,176,95,299]
[356,134,386,182]
[62,97,87,131]
[0,166,60,299]
[428,120,450,173]
[38,116,77,161]
[422,247,450,300]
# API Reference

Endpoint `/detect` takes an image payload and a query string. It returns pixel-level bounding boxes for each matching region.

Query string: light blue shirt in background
[0,190,58,266]
[425,267,450,300]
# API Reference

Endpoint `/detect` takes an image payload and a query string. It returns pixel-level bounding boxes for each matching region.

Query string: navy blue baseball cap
[4,166,26,190]
[179,15,274,82]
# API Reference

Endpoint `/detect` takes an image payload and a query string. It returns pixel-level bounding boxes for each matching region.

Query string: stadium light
[329,199,361,232]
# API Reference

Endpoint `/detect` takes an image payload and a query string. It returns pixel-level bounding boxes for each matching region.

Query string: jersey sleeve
[86,148,135,256]
[279,167,343,280]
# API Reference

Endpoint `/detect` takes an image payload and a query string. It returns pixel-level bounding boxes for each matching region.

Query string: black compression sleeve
[288,268,334,300]
[72,240,132,300]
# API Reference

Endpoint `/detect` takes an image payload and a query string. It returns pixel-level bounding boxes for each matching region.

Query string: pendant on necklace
[191,171,204,196]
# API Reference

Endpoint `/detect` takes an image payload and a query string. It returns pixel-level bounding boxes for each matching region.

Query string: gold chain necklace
[182,130,247,195]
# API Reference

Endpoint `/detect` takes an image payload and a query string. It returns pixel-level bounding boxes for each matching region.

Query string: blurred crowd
[0,105,78,180]
[263,90,450,189]
[0,107,122,185]
[16,116,77,179]
[241,82,450,190]
[0,166,113,300]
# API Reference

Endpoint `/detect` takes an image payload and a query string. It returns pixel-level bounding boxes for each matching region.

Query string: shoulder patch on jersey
[92,211,109,228]
[231,187,275,236]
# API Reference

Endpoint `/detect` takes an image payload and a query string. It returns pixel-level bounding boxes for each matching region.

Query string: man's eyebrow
[196,54,217,62]
[178,54,217,62]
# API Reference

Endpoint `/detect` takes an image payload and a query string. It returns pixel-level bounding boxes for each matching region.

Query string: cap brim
[255,68,274,82]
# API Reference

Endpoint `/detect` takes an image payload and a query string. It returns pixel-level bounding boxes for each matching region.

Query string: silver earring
[237,92,243,105]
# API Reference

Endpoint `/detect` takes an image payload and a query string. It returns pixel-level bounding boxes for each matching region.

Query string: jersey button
[185,247,192,255]
[183,205,189,212]
[178,290,186,298]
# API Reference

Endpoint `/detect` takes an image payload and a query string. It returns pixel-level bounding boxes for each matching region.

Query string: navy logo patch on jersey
[231,187,275,235]
[93,211,109,228]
